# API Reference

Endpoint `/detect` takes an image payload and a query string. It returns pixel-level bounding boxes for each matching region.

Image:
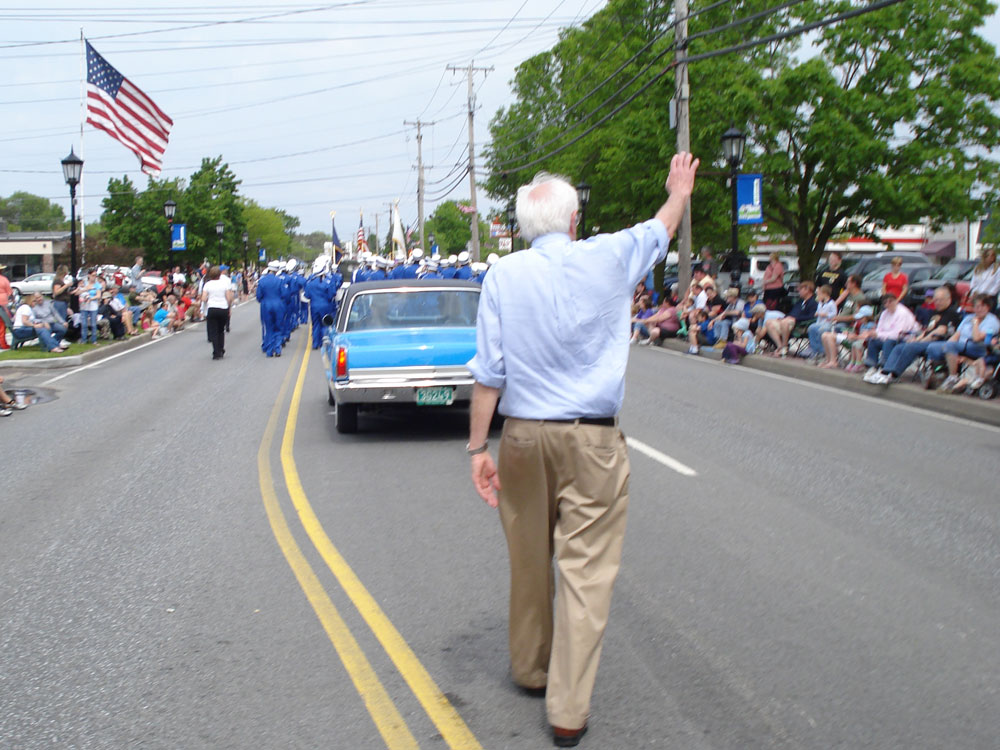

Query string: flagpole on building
[78,29,87,255]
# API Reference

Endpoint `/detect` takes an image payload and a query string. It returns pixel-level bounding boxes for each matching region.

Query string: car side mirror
[322,313,334,326]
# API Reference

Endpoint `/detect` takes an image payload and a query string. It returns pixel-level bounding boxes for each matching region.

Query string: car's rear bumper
[331,365,475,405]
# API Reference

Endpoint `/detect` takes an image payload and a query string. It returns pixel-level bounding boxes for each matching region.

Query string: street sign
[258,248,266,262]
[737,174,763,225]
[498,237,512,252]
[170,223,187,251]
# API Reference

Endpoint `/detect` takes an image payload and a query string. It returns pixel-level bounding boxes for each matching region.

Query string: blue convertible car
[321,279,480,433]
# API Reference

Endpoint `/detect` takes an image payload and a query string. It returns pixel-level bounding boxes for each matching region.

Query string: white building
[0,230,70,279]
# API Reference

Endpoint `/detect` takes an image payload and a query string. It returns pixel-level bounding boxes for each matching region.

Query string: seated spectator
[741,288,761,314]
[865,287,962,385]
[805,284,838,359]
[687,308,717,354]
[164,294,185,333]
[881,256,909,301]
[763,281,817,355]
[12,293,66,352]
[110,287,137,335]
[98,292,126,340]
[646,297,681,344]
[0,375,28,416]
[139,306,155,332]
[926,293,1000,392]
[629,296,656,344]
[722,312,763,364]
[914,288,938,327]
[863,294,918,379]
[709,287,745,345]
[31,293,69,344]
[843,306,876,372]
[817,274,867,368]
[151,301,171,339]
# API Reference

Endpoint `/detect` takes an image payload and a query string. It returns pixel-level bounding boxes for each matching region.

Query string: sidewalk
[657,338,1000,429]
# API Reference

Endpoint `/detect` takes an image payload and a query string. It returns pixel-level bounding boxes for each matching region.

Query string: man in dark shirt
[763,281,818,353]
[867,286,962,385]
[815,250,848,303]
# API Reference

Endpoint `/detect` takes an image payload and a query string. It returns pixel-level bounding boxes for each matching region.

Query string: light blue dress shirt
[467,218,670,419]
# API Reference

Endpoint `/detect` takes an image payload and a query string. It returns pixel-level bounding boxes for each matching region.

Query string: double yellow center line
[257,332,482,749]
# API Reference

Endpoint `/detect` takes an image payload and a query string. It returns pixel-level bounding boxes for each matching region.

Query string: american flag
[357,214,368,254]
[86,41,173,176]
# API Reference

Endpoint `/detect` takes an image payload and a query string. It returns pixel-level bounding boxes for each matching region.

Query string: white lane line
[650,346,1000,435]
[42,322,204,385]
[626,436,698,477]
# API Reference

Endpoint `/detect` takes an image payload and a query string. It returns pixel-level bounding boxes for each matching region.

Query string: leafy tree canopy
[0,191,67,231]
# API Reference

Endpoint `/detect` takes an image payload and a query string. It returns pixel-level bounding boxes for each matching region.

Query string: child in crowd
[844,305,876,372]
[722,316,757,364]
[687,308,717,355]
[629,296,656,344]
[151,302,170,339]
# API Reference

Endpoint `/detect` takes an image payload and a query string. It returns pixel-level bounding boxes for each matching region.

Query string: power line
[497,0,908,176]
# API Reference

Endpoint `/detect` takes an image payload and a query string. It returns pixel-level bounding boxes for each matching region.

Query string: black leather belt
[544,416,617,427]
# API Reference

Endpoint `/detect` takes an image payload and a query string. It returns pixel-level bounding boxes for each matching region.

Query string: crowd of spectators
[631,249,1000,398]
[1,256,256,353]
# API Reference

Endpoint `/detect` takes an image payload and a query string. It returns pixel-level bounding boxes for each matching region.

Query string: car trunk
[343,328,476,369]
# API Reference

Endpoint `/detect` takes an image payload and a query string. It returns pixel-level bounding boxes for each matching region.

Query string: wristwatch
[466,440,489,455]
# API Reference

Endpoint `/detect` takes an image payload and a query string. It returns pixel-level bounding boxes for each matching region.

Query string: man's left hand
[471,452,501,508]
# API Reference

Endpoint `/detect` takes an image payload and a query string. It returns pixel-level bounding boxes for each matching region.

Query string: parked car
[322,279,480,434]
[841,250,931,280]
[10,272,55,300]
[860,263,936,303]
[139,271,164,290]
[904,259,977,310]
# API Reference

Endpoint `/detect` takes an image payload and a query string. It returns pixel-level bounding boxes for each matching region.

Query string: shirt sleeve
[607,218,671,288]
[466,272,505,389]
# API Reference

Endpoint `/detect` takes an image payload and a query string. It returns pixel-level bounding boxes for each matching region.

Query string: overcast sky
[3,1,1000,240]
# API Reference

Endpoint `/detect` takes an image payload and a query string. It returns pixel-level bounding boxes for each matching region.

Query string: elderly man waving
[467,153,699,747]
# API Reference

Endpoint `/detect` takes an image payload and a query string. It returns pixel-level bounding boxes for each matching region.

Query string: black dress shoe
[552,723,587,747]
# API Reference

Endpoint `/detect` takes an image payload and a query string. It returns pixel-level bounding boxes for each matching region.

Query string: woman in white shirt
[969,248,1000,306]
[13,293,65,352]
[200,266,234,360]
[77,268,103,344]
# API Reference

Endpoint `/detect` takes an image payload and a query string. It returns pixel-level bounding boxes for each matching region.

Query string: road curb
[0,329,162,370]
[655,338,1000,429]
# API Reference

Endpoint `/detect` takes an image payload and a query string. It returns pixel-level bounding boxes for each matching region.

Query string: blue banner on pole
[737,174,763,225]
[258,248,266,262]
[170,223,187,251]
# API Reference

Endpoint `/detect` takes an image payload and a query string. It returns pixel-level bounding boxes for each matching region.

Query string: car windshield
[346,289,479,331]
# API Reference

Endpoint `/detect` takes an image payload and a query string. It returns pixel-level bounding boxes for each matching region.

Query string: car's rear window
[346,289,480,331]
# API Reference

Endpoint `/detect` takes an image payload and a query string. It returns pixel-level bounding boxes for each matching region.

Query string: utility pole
[404,118,433,253]
[447,61,493,261]
[674,0,693,296]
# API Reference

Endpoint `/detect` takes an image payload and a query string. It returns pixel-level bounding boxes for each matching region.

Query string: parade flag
[457,203,476,215]
[330,211,342,250]
[391,202,406,259]
[357,214,369,254]
[85,40,173,176]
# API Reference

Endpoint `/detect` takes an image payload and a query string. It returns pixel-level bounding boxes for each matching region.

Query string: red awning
[922,240,956,257]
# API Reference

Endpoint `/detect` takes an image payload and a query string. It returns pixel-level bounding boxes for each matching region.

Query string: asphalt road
[1,306,997,749]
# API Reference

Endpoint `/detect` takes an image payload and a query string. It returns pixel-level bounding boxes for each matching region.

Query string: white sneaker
[863,367,879,382]
[970,377,985,390]
[687,345,699,354]
[870,372,892,385]
[638,337,651,346]
[59,339,71,348]
[938,374,959,392]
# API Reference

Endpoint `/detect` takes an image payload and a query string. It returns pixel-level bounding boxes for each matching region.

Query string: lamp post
[215,221,224,266]
[721,127,747,279]
[576,182,591,239]
[163,200,176,256]
[61,147,83,276]
[505,201,516,252]
[242,231,248,270]
[256,238,262,267]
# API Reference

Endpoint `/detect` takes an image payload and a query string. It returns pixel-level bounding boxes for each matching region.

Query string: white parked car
[10,272,55,298]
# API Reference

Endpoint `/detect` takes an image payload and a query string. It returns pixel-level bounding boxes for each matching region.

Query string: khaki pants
[497,417,630,729]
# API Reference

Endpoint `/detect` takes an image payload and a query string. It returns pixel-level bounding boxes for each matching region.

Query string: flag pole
[78,29,87,256]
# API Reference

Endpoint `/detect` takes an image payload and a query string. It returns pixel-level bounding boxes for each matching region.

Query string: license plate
[416,386,454,406]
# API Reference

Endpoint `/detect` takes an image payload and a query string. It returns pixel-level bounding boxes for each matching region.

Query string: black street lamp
[242,231,249,270]
[255,238,262,267]
[576,182,591,239]
[61,147,83,276]
[721,127,747,276]
[505,201,516,252]
[164,200,176,255]
[215,221,224,266]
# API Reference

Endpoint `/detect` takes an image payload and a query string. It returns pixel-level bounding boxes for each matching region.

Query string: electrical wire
[497,0,908,175]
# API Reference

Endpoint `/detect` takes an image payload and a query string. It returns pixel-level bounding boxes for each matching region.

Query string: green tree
[425,201,471,254]
[242,201,290,261]
[100,175,183,266]
[181,156,246,264]
[0,191,67,231]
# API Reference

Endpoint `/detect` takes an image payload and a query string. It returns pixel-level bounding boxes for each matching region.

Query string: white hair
[516,172,579,242]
